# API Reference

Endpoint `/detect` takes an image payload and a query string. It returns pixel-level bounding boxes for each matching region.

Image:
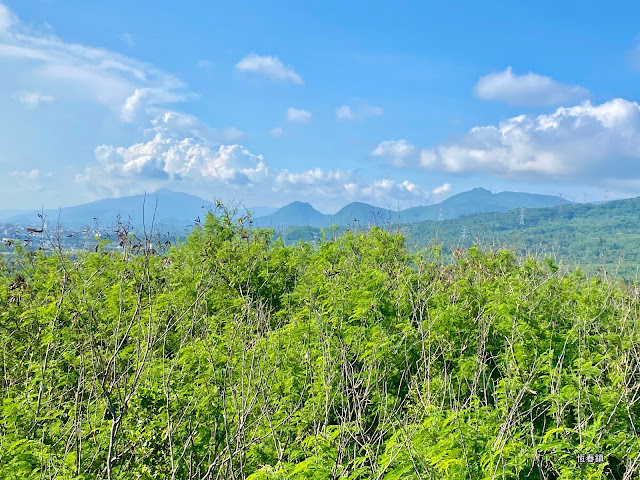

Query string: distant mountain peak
[251,201,325,227]
[469,187,492,194]
[281,201,317,210]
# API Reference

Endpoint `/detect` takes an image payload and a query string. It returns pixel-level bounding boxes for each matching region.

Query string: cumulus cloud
[431,182,451,195]
[13,91,55,108]
[146,110,243,143]
[286,107,312,124]
[371,140,418,167]
[417,98,640,183]
[274,169,357,203]
[235,53,303,85]
[0,3,426,209]
[275,168,351,188]
[275,170,424,205]
[74,112,292,196]
[474,67,589,106]
[76,114,427,206]
[269,127,284,137]
[336,103,383,121]
[371,99,640,186]
[0,3,188,120]
[76,132,349,200]
[346,179,422,201]
[76,133,268,197]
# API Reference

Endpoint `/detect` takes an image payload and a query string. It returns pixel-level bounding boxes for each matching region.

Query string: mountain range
[2,187,572,230]
[251,187,572,227]
[2,189,277,230]
[281,194,640,279]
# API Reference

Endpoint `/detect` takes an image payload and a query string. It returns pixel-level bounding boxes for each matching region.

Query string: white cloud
[371,140,418,167]
[0,3,16,33]
[269,127,284,137]
[146,110,243,143]
[419,149,437,168]
[0,3,188,120]
[77,131,351,199]
[13,91,55,108]
[121,88,148,121]
[274,168,360,204]
[286,107,312,124]
[431,182,451,195]
[119,33,134,47]
[275,168,351,188]
[336,103,383,121]
[276,170,425,205]
[235,53,303,85]
[474,67,589,106]
[0,4,424,209]
[77,133,268,197]
[10,168,52,191]
[76,114,427,206]
[10,169,52,180]
[419,98,640,183]
[344,179,424,203]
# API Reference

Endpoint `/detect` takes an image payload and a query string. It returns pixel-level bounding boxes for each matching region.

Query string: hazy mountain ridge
[3,189,277,230]
[3,187,574,230]
[0,209,31,221]
[252,187,572,227]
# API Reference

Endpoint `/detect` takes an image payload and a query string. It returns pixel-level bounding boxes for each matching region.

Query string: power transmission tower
[438,204,444,222]
[519,208,524,226]
[461,226,468,242]
[604,190,609,203]
[558,193,563,213]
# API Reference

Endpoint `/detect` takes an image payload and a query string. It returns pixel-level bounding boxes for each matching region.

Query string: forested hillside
[283,196,640,279]
[1,209,639,479]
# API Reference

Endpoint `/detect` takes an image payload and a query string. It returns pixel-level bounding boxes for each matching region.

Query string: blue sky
[2,1,640,212]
